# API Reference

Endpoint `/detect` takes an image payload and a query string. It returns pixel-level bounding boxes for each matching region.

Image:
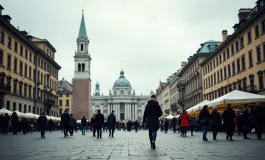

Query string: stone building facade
[177,40,219,110]
[58,78,73,115]
[0,5,61,116]
[201,1,265,100]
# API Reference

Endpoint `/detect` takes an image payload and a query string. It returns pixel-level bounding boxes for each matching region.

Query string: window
[78,63,81,71]
[237,58,241,73]
[8,37,12,48]
[66,94,69,97]
[13,80,17,94]
[235,42,239,52]
[224,67,227,79]
[14,42,18,52]
[241,55,246,70]
[66,100,69,106]
[257,46,261,63]
[29,52,32,62]
[19,61,23,76]
[14,58,17,73]
[7,54,11,69]
[59,100,62,106]
[24,64,28,77]
[263,43,265,61]
[217,71,219,82]
[243,79,247,91]
[24,85,27,97]
[214,73,216,84]
[220,69,223,81]
[240,37,244,49]
[29,66,32,79]
[223,52,226,61]
[19,83,22,96]
[258,73,264,89]
[216,57,218,66]
[13,102,16,111]
[262,19,265,33]
[230,45,234,56]
[255,25,259,38]
[82,63,85,71]
[81,44,84,51]
[29,106,31,112]
[29,86,32,98]
[0,50,3,66]
[227,48,230,58]
[219,55,222,64]
[0,31,4,43]
[25,49,28,59]
[228,64,231,77]
[209,45,216,52]
[120,90,124,95]
[20,45,23,56]
[59,94,62,97]
[24,105,27,113]
[249,50,253,67]
[232,62,235,75]
[247,31,252,44]
[250,76,255,92]
[238,81,242,90]
[6,101,10,110]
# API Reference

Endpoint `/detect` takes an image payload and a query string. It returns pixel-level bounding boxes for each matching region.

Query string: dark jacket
[242,108,252,128]
[143,98,163,131]
[135,121,139,128]
[222,107,236,127]
[189,117,196,126]
[172,117,177,125]
[91,116,96,125]
[3,115,10,126]
[108,113,116,128]
[95,113,104,127]
[61,112,70,128]
[11,116,19,127]
[210,110,221,127]
[37,115,48,130]
[251,106,264,124]
[69,116,77,128]
[198,109,210,125]
[81,118,87,126]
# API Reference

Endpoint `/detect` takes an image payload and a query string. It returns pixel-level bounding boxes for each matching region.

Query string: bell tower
[72,9,92,120]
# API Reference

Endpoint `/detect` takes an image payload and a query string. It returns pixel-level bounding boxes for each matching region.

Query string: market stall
[0,108,12,115]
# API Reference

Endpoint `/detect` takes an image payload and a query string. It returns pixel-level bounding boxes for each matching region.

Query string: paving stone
[0,131,265,159]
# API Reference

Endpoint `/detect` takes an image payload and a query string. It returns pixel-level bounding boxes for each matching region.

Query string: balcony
[0,83,11,94]
[177,97,185,107]
[170,103,179,111]
[44,99,55,107]
[177,80,185,88]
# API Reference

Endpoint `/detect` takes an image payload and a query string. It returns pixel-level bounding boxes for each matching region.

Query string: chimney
[238,8,252,22]
[2,15,12,23]
[222,30,228,42]
[0,5,4,16]
[181,61,187,68]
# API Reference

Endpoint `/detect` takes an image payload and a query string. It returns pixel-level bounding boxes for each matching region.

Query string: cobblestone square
[0,130,265,160]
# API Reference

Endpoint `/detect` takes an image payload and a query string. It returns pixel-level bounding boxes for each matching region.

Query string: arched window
[120,90,124,95]
[82,63,85,71]
[78,63,81,71]
[81,44,84,51]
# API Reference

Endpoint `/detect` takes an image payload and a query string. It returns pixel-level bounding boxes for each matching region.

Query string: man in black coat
[3,113,10,134]
[251,101,264,140]
[134,120,139,132]
[143,95,163,149]
[81,116,87,135]
[210,106,221,140]
[61,110,70,137]
[37,113,47,138]
[95,110,104,138]
[222,104,236,140]
[68,114,77,136]
[164,118,169,134]
[20,117,28,134]
[91,114,96,137]
[242,104,251,139]
[108,110,116,137]
[172,117,177,133]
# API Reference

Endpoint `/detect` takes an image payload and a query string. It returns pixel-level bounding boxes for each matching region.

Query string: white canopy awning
[14,111,25,117]
[24,112,39,119]
[186,100,210,113]
[0,108,12,115]
[205,90,265,107]
[165,115,174,119]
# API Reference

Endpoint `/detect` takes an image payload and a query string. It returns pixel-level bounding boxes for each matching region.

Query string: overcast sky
[1,0,256,95]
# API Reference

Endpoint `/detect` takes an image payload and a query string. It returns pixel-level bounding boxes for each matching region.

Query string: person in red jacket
[180,110,190,137]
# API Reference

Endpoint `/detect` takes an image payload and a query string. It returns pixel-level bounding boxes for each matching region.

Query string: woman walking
[189,115,196,136]
[143,94,163,149]
[198,105,211,141]
[11,112,19,135]
[180,110,190,137]
[222,104,236,140]
[210,106,221,140]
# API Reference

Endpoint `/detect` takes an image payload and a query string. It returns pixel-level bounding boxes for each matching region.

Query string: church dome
[113,70,131,88]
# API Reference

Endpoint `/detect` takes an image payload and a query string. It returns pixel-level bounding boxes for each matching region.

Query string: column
[133,103,138,119]
[125,103,128,120]
[117,103,120,121]
[129,103,131,120]
[108,104,110,115]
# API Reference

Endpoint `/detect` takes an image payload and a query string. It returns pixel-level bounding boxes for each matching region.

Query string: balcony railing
[170,103,179,111]
[0,83,11,93]
[44,99,55,106]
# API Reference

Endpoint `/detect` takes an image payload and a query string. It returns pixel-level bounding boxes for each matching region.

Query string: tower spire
[78,7,88,39]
